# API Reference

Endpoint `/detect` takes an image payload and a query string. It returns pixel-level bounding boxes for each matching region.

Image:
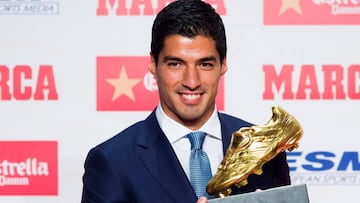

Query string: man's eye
[168,62,179,66]
[200,63,214,68]
[166,61,181,67]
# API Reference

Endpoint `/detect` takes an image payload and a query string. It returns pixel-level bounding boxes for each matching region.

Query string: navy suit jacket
[81,110,290,203]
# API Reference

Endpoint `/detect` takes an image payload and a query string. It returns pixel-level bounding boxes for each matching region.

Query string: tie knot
[186,131,206,150]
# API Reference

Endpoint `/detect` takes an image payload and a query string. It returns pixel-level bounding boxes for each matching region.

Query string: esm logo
[97,0,227,16]
[287,151,360,172]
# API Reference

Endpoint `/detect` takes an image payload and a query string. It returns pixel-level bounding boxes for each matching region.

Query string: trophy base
[208,184,309,203]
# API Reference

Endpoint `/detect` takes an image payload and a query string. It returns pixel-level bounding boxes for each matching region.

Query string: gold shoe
[206,106,303,197]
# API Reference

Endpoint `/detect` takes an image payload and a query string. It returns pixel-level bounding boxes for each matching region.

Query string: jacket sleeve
[81,147,127,203]
[272,151,291,186]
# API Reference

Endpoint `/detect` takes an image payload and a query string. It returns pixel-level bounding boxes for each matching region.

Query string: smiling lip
[182,94,200,100]
[180,93,202,104]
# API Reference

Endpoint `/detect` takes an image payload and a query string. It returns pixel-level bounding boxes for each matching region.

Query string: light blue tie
[186,131,212,199]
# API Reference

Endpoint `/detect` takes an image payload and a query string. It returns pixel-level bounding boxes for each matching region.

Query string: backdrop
[1,0,359,202]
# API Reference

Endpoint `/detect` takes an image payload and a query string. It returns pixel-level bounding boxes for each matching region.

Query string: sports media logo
[0,0,59,15]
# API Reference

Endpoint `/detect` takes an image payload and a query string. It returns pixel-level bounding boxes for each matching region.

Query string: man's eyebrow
[198,56,217,62]
[163,56,184,62]
[163,56,218,62]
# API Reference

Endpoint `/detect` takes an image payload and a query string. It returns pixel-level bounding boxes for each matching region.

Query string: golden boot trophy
[206,106,303,197]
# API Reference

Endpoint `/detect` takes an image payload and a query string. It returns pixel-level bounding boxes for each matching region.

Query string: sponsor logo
[96,0,226,16]
[262,64,360,100]
[0,141,58,195]
[96,56,224,111]
[287,151,360,185]
[0,0,59,15]
[264,0,360,25]
[0,65,58,101]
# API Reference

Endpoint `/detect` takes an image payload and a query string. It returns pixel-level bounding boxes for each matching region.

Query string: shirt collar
[155,104,222,144]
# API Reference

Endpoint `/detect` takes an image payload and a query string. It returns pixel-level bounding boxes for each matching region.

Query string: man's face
[149,34,227,130]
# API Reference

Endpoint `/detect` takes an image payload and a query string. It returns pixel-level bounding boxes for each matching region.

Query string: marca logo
[0,141,58,195]
[96,0,226,16]
[96,56,224,111]
[0,0,59,15]
[287,151,360,185]
[262,64,360,100]
[0,65,58,101]
[264,0,360,25]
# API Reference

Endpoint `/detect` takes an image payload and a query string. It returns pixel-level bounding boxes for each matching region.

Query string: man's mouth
[182,94,201,101]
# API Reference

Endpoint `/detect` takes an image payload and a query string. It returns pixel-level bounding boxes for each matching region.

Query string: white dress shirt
[155,105,224,179]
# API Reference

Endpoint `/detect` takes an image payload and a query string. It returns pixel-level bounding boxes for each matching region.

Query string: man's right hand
[197,197,208,203]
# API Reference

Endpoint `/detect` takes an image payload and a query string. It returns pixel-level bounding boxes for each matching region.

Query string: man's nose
[182,65,201,90]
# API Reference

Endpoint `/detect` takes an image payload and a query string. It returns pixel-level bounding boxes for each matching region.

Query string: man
[81,0,290,202]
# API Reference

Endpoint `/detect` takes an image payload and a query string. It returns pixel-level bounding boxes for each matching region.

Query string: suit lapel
[218,113,253,155]
[136,111,196,202]
[219,114,234,155]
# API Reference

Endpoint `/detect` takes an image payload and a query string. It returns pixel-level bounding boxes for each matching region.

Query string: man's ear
[220,57,228,76]
[149,53,156,75]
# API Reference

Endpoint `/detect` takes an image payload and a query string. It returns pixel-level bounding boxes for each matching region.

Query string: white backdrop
[1,0,359,202]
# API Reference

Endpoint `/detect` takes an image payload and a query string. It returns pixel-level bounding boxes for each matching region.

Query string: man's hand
[197,197,208,203]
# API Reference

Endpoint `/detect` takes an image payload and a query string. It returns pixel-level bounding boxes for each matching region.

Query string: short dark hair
[151,0,227,65]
